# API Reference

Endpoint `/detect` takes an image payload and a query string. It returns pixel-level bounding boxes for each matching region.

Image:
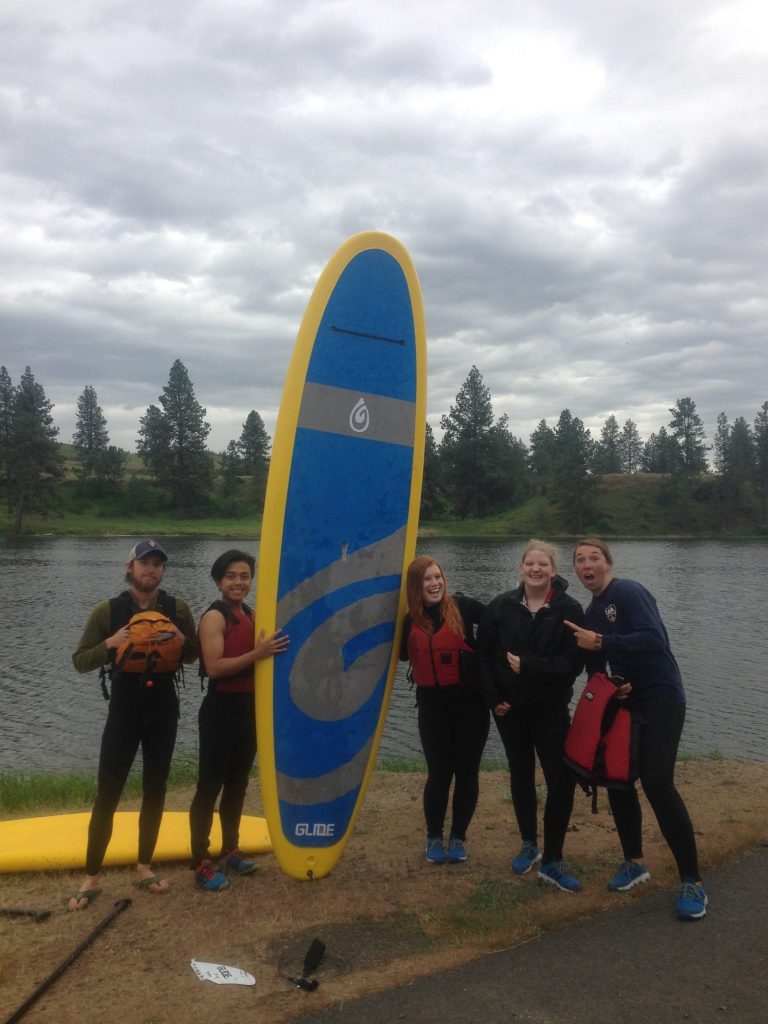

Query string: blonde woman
[476,541,584,892]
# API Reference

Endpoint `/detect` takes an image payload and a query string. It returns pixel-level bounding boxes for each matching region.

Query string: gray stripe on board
[277,526,406,628]
[298,382,415,446]
[289,589,397,720]
[276,737,373,806]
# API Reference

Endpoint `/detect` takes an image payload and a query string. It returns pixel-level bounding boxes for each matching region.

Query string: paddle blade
[302,938,326,976]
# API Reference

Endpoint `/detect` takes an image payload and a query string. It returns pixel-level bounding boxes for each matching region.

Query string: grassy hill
[3,456,766,538]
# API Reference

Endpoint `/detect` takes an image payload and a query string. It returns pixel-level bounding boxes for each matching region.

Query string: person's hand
[254,629,290,659]
[105,626,131,650]
[564,620,603,651]
[614,681,632,700]
[506,652,521,674]
[494,701,511,718]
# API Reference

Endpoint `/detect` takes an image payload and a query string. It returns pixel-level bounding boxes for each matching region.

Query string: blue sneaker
[219,848,259,876]
[446,835,467,864]
[607,860,651,892]
[424,836,445,865]
[511,841,541,875]
[677,879,708,920]
[538,861,581,893]
[194,858,230,892]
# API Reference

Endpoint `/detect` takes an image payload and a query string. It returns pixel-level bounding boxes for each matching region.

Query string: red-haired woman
[400,556,489,865]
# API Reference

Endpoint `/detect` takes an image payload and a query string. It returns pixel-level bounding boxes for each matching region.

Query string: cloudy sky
[2,0,767,454]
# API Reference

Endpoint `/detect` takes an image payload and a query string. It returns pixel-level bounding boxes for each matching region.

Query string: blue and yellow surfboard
[255,231,426,879]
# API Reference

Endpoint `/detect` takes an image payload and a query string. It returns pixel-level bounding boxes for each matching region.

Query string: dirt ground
[1,761,767,1024]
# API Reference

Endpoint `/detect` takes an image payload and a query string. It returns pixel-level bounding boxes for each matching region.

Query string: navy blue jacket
[582,578,686,703]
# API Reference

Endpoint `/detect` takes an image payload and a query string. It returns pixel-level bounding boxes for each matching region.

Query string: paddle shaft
[3,899,132,1024]
[0,908,51,923]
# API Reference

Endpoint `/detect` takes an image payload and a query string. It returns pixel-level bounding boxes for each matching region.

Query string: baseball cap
[127,539,168,562]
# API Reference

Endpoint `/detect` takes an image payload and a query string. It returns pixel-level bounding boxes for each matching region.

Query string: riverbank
[2,514,766,541]
[2,760,766,1024]
[3,470,768,539]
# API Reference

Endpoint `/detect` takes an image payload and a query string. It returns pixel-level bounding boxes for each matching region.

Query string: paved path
[301,846,767,1024]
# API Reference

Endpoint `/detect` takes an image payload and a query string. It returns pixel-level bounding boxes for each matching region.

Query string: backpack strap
[102,590,181,700]
[100,592,133,700]
[155,590,178,624]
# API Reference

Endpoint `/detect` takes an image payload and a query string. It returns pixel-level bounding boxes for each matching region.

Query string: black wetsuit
[476,576,584,863]
[401,596,490,840]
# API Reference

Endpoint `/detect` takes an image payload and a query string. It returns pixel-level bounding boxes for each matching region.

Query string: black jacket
[476,576,584,713]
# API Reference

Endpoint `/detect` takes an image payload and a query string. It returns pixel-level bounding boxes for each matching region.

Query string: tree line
[1,360,767,534]
[428,366,768,530]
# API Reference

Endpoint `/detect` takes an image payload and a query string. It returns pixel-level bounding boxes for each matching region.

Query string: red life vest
[407,621,473,687]
[200,602,255,694]
[563,672,641,812]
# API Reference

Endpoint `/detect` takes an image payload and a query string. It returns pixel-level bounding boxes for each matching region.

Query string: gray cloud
[1,0,766,456]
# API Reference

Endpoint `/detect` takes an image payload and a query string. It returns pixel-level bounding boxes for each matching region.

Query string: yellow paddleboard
[0,811,271,873]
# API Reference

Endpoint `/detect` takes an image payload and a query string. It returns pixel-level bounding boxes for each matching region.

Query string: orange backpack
[114,610,184,676]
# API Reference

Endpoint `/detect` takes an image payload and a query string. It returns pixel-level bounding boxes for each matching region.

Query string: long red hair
[405,556,464,637]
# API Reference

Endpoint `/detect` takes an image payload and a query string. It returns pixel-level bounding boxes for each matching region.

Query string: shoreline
[2,761,767,1024]
[0,750,747,816]
[3,528,767,541]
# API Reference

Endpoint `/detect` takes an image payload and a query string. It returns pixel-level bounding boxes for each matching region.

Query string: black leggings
[417,686,490,840]
[189,691,257,864]
[86,675,178,875]
[608,696,700,881]
[495,705,575,864]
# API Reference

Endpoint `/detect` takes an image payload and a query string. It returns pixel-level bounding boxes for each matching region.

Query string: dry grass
[1,761,767,1024]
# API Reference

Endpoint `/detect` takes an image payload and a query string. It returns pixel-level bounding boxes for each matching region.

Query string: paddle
[0,908,51,923]
[287,937,326,991]
[3,899,132,1024]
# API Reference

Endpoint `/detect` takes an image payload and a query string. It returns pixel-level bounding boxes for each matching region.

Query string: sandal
[137,874,169,894]
[67,888,101,911]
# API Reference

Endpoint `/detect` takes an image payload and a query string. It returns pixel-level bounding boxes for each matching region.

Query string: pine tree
[485,416,529,510]
[669,397,709,473]
[754,401,768,521]
[100,446,129,484]
[439,366,496,517]
[219,440,244,503]
[72,384,110,482]
[713,413,755,523]
[137,360,213,513]
[6,367,63,533]
[727,417,755,486]
[597,414,622,473]
[713,413,731,476]
[641,426,679,473]
[237,410,271,503]
[420,422,447,520]
[552,409,596,531]
[0,366,16,504]
[528,419,556,494]
[618,419,642,474]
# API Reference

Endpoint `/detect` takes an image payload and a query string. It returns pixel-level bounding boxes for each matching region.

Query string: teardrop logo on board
[349,397,370,433]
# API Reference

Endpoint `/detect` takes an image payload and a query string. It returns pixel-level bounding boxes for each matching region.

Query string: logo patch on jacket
[604,604,617,623]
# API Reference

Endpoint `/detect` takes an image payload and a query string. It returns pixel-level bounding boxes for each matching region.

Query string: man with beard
[68,539,197,910]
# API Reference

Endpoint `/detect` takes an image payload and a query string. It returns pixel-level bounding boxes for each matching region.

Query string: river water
[1,536,766,773]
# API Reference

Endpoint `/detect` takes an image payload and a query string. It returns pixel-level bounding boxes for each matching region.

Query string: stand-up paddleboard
[0,812,270,873]
[255,231,426,880]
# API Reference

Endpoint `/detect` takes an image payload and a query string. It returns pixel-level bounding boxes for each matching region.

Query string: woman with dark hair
[189,549,289,892]
[565,538,707,921]
[400,556,489,864]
